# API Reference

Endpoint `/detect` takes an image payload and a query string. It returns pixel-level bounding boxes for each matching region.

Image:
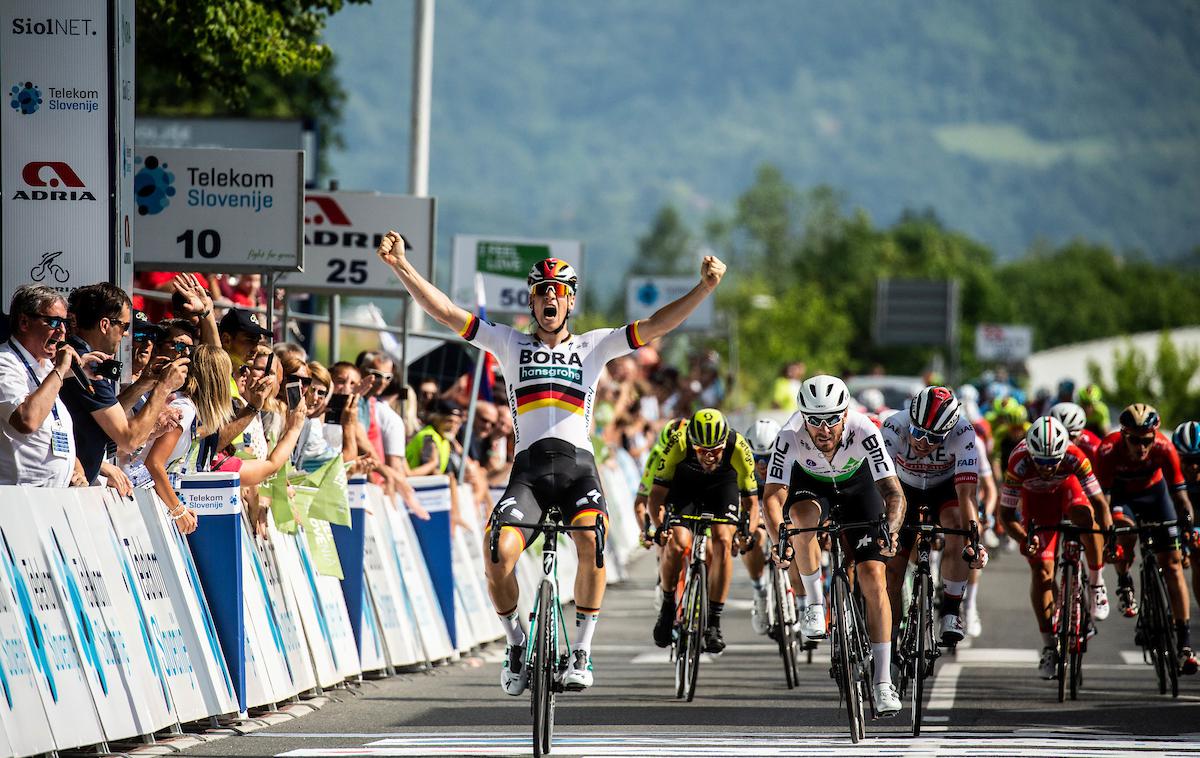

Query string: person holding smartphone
[293,360,362,473]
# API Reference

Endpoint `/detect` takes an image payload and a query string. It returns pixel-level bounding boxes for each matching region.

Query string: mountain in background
[323,0,1200,301]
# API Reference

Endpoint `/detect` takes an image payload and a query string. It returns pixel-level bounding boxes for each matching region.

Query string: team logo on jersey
[518,348,583,383]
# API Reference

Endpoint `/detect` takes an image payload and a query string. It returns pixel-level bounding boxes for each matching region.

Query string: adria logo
[304,196,352,226]
[13,161,96,201]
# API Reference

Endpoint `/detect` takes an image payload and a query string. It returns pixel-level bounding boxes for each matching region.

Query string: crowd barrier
[0,452,645,756]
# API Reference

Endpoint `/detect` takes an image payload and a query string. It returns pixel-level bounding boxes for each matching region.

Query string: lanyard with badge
[8,340,71,458]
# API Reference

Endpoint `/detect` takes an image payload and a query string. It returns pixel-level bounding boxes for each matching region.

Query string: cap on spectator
[432,398,465,417]
[219,308,272,340]
[132,310,164,341]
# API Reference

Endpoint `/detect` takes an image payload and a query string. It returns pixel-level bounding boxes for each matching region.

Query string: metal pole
[400,298,410,388]
[281,289,291,343]
[407,0,434,335]
[265,272,276,341]
[330,294,341,363]
[458,346,485,485]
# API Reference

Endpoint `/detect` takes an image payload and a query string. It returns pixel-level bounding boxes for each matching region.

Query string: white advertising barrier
[292,526,361,681]
[357,579,387,674]
[447,493,486,651]
[31,489,156,743]
[267,524,341,689]
[453,490,505,646]
[239,518,300,707]
[251,531,317,696]
[383,501,454,662]
[491,486,543,621]
[132,489,239,718]
[362,489,423,667]
[0,491,106,751]
[132,146,305,273]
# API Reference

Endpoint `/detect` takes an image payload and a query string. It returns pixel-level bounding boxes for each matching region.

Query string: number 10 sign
[132,146,304,273]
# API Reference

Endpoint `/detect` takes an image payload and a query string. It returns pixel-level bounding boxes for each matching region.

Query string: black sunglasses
[34,315,67,330]
[168,341,193,356]
[1123,433,1156,448]
[286,374,313,388]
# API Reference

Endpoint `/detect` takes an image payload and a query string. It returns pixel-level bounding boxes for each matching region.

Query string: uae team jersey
[459,315,648,455]
[882,412,980,490]
[765,410,896,487]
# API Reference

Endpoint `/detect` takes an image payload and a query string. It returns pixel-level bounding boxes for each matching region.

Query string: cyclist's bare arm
[741,494,761,532]
[1171,487,1195,523]
[648,483,670,530]
[377,231,472,334]
[635,256,726,343]
[763,482,789,544]
[1089,490,1112,529]
[875,475,906,550]
[1000,503,1027,544]
[954,481,981,527]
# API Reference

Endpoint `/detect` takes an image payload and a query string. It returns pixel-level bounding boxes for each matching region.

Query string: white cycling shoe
[940,613,965,644]
[1038,647,1057,680]
[1092,583,1111,621]
[801,603,828,640]
[561,650,593,691]
[874,682,901,717]
[751,591,769,635]
[501,643,530,696]
[966,607,983,638]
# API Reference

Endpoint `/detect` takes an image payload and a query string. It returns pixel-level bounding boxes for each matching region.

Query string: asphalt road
[180,545,1200,757]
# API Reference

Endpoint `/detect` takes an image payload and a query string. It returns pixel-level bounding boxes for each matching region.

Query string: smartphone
[94,358,123,382]
[285,380,302,410]
[324,393,349,424]
[265,352,275,373]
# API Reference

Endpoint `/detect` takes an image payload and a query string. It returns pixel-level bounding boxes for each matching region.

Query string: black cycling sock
[941,595,963,616]
[1118,572,1134,589]
[1176,619,1192,650]
[708,601,724,628]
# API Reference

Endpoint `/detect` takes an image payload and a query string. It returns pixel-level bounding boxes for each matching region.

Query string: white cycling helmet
[858,388,886,414]
[1026,416,1071,461]
[747,418,782,455]
[797,374,850,415]
[908,386,962,435]
[957,384,980,404]
[1049,402,1087,436]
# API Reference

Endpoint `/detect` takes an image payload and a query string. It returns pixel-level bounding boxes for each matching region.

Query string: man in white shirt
[0,285,103,486]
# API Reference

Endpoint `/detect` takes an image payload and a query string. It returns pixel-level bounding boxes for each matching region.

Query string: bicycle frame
[1111,519,1182,698]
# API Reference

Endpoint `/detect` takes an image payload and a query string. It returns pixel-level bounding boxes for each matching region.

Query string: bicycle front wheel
[774,564,799,689]
[532,580,555,757]
[684,562,707,702]
[1069,568,1087,701]
[1151,566,1180,698]
[912,571,930,736]
[1055,562,1075,703]
[1142,569,1169,695]
[831,574,863,743]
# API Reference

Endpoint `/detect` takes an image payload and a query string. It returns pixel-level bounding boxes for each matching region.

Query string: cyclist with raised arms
[649,409,760,654]
[377,231,726,694]
[763,375,908,717]
[882,386,988,645]
[999,416,1111,679]
[1172,421,1200,611]
[1096,404,1197,674]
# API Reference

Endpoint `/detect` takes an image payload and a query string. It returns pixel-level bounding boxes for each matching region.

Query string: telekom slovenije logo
[134,155,175,215]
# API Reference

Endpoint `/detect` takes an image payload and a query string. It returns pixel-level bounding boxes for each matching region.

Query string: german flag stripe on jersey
[625,320,648,350]
[458,314,480,341]
[516,382,586,415]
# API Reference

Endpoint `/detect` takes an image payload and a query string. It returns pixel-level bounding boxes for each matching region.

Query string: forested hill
[323,0,1200,298]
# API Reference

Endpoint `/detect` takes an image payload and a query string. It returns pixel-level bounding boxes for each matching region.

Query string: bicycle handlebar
[488,510,607,569]
[775,511,893,564]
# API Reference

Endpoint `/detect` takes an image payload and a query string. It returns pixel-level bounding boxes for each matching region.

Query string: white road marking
[925,661,962,711]
[1121,650,1147,665]
[629,643,779,664]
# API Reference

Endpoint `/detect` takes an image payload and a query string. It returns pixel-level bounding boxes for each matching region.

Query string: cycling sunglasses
[909,425,948,445]
[1123,432,1156,448]
[693,444,725,458]
[803,412,843,428]
[1031,455,1062,468]
[530,282,572,298]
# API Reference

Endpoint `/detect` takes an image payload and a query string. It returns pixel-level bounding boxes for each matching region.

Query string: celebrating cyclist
[1096,404,1197,674]
[1050,402,1102,466]
[377,231,725,694]
[1172,421,1200,610]
[763,375,908,717]
[649,408,760,654]
[999,416,1111,680]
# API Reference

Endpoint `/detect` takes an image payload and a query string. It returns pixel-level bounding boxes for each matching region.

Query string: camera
[324,393,350,424]
[94,358,123,382]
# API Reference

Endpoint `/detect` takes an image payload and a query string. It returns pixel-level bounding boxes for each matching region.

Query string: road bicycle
[896,507,979,734]
[1026,521,1107,702]
[489,506,606,757]
[762,526,812,688]
[1110,518,1185,698]
[778,508,891,744]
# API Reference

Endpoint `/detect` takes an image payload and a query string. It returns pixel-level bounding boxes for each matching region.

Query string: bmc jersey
[1000,440,1101,509]
[1094,430,1185,495]
[882,413,979,490]
[460,315,647,455]
[766,410,895,488]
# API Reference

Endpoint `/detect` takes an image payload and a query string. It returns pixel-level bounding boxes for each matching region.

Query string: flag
[474,273,495,402]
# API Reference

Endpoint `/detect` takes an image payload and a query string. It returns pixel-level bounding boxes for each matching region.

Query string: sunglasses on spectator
[804,412,843,429]
[1123,433,1156,448]
[368,370,393,383]
[308,385,329,399]
[1032,455,1062,468]
[909,426,948,444]
[34,315,67,330]
[107,318,131,333]
[286,374,313,388]
[168,341,193,357]
[530,282,572,298]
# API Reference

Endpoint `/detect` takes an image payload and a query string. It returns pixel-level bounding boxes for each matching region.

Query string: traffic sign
[132,146,304,273]
[451,235,584,314]
[277,191,436,295]
[625,276,712,330]
[975,323,1033,362]
[873,279,959,347]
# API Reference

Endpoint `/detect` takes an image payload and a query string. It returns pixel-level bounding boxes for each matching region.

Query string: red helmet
[527,258,578,293]
[908,386,962,435]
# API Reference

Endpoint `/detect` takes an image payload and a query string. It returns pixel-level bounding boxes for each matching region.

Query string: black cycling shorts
[1111,478,1181,553]
[897,478,960,555]
[783,464,888,564]
[665,473,741,523]
[490,438,608,551]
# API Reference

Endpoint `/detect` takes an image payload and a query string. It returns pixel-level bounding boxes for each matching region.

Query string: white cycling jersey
[459,314,648,455]
[882,412,980,490]
[766,410,895,486]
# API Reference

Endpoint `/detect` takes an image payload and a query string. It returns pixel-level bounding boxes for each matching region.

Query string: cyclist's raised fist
[700,255,726,289]
[377,231,407,269]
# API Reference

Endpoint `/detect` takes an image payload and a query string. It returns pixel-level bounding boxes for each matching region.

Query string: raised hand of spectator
[356,373,378,398]
[341,393,360,427]
[99,461,133,497]
[243,371,276,411]
[171,273,213,316]
[66,348,112,381]
[285,396,308,430]
[160,357,190,393]
[152,404,184,439]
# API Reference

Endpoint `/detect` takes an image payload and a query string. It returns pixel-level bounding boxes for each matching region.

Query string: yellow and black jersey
[653,429,758,497]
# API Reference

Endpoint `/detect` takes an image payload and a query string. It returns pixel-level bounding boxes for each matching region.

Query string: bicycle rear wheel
[831,574,863,743]
[1142,569,1169,695]
[1056,562,1074,703]
[532,580,555,758]
[684,562,707,702]
[774,564,798,689]
[1152,567,1179,698]
[911,571,930,736]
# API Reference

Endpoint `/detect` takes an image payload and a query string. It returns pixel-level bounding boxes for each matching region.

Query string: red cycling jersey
[1000,440,1101,510]
[1094,430,1185,495]
[1073,428,1102,467]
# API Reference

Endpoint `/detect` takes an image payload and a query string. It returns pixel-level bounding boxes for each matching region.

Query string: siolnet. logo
[9,81,42,114]
[134,155,175,215]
